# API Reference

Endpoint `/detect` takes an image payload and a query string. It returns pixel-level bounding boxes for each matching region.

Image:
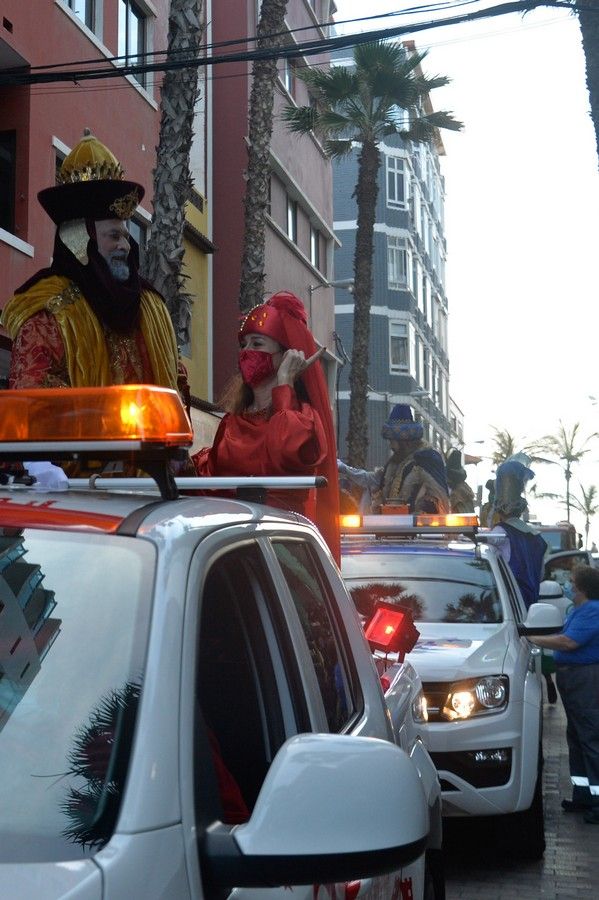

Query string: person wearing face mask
[191,291,340,562]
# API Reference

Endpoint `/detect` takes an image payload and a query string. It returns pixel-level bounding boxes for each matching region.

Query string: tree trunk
[239,0,288,313]
[144,0,203,345]
[346,139,380,468]
[565,461,572,523]
[577,0,599,166]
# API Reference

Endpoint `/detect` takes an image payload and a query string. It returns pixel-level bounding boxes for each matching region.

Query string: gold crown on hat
[57,128,125,185]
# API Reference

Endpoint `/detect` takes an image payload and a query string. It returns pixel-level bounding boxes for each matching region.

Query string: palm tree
[531,422,599,523]
[144,0,203,345]
[575,1,599,166]
[569,484,598,549]
[490,428,519,466]
[62,682,141,849]
[283,40,462,466]
[238,0,289,313]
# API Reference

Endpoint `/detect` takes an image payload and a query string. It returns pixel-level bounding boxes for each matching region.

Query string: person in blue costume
[530,564,599,823]
[338,404,450,514]
[490,455,548,609]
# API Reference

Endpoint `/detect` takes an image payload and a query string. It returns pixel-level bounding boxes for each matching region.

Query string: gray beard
[108,259,130,282]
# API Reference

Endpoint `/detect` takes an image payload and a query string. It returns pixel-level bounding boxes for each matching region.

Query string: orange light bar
[414,514,479,529]
[339,514,362,529]
[0,385,193,446]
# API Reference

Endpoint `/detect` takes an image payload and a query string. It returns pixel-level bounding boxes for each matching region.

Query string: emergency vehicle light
[414,514,479,529]
[365,607,406,651]
[364,601,420,658]
[339,514,362,529]
[340,512,479,534]
[0,385,193,448]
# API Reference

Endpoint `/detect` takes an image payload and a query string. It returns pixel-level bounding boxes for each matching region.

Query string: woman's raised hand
[276,346,325,386]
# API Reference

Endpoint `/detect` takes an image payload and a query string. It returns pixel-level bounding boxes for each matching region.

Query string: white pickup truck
[0,385,444,900]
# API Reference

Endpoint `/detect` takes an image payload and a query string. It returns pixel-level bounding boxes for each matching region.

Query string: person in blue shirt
[530,564,599,823]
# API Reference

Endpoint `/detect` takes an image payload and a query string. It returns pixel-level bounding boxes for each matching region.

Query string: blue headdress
[381,404,424,442]
[494,456,535,519]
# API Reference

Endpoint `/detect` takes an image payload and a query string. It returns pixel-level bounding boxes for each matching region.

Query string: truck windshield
[0,529,154,862]
[342,552,502,624]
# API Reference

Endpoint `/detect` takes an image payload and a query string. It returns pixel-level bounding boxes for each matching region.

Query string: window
[127,218,148,272]
[412,256,422,311]
[281,57,296,97]
[286,196,297,243]
[389,104,410,132]
[386,156,408,209]
[423,347,431,391]
[412,186,422,237]
[310,226,320,270]
[272,540,354,733]
[197,546,289,816]
[0,531,155,861]
[343,554,501,625]
[0,131,16,233]
[118,0,147,89]
[67,0,95,30]
[389,321,409,373]
[387,235,409,290]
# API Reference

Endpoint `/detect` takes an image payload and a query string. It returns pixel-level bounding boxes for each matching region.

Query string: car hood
[0,859,101,899]
[405,623,510,681]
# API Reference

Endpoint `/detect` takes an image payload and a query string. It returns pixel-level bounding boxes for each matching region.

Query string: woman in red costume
[192,291,340,563]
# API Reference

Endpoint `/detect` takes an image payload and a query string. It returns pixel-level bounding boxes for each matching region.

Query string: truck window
[271,540,357,733]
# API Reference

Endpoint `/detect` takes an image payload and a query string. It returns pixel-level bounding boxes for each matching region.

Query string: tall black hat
[38,129,145,225]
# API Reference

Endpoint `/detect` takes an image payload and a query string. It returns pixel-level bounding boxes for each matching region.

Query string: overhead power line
[19,0,484,75]
[0,0,590,88]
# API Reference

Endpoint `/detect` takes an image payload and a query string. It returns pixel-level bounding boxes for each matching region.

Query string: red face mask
[238,349,277,387]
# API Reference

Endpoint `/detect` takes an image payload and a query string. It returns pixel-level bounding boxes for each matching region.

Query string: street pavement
[443,696,596,899]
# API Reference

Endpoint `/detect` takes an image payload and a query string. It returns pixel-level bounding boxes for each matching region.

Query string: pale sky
[334,2,599,543]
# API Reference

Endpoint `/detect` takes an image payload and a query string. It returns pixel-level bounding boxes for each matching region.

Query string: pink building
[210,0,338,399]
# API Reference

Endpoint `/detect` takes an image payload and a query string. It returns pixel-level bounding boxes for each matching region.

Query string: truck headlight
[442,676,509,720]
[412,689,429,723]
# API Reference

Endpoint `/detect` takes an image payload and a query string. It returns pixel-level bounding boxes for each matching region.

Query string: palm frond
[298,65,360,104]
[318,109,356,134]
[412,74,451,94]
[353,40,410,77]
[405,111,463,143]
[324,138,354,159]
[281,104,317,135]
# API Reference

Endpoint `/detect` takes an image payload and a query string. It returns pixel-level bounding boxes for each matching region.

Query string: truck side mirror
[517,602,564,636]
[538,580,564,600]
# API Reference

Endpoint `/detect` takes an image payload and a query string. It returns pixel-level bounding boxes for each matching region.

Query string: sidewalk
[444,699,596,899]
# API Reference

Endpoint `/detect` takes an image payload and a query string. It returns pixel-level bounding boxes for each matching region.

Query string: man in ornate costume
[490,456,548,608]
[446,449,476,514]
[338,404,450,514]
[2,130,182,396]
